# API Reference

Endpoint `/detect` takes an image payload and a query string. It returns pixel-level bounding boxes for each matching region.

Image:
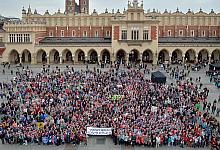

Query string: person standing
[156,135,160,148]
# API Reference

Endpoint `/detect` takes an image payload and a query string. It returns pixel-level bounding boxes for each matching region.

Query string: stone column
[169,54,172,64]
[31,53,36,64]
[153,53,157,65]
[195,54,198,64]
[112,53,116,64]
[19,54,22,64]
[85,55,88,64]
[46,54,49,64]
[209,55,212,64]
[182,55,185,64]
[72,55,75,65]
[59,55,62,64]
[140,53,143,63]
[125,53,129,65]
[98,54,101,64]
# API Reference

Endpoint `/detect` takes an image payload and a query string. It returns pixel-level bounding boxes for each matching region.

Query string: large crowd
[0,64,219,148]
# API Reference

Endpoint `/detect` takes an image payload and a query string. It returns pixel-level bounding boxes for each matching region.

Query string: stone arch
[101,49,111,63]
[49,49,60,64]
[172,49,183,64]
[9,49,20,64]
[62,49,73,63]
[116,49,126,64]
[21,49,31,63]
[158,49,169,63]
[75,49,85,63]
[185,49,196,63]
[129,49,140,63]
[36,49,47,63]
[211,49,220,62]
[143,49,153,63]
[198,49,209,62]
[88,49,98,64]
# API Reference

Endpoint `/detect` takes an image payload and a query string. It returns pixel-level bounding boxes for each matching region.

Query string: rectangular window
[95,30,99,37]
[213,30,216,37]
[72,30,75,37]
[121,30,127,40]
[137,13,140,20]
[83,30,87,37]
[24,34,30,43]
[0,37,2,42]
[9,34,12,43]
[49,31,53,37]
[190,30,195,37]
[167,30,171,37]
[131,28,139,40]
[105,30,110,37]
[143,30,149,40]
[131,13,134,20]
[61,30,65,37]
[179,30,183,37]
[201,30,205,37]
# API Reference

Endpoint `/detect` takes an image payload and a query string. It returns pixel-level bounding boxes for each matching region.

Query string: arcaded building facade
[0,0,220,64]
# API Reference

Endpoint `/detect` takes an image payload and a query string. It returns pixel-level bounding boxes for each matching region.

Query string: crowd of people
[0,64,219,149]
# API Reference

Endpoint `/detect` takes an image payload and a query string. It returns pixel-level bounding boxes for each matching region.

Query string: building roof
[159,37,220,43]
[39,37,112,44]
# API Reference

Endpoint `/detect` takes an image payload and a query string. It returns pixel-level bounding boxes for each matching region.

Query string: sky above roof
[0,0,219,17]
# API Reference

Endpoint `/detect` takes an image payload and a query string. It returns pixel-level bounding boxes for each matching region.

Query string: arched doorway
[211,49,220,63]
[88,50,98,64]
[185,49,196,63]
[75,50,85,64]
[22,50,31,63]
[158,49,169,63]
[116,49,126,64]
[36,50,47,63]
[9,50,20,64]
[143,49,153,63]
[198,49,209,62]
[101,49,110,64]
[172,49,183,64]
[62,49,72,63]
[49,50,60,64]
[129,49,139,63]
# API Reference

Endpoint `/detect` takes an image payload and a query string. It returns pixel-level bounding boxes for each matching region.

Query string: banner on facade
[86,127,112,135]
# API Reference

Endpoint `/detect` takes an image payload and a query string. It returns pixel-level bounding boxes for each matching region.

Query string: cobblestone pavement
[0,64,219,150]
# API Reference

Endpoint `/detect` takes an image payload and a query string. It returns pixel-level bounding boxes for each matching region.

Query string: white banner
[151,106,158,112]
[86,127,112,135]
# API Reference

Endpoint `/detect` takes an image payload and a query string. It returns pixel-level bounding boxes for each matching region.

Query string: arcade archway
[158,49,169,63]
[88,50,98,64]
[185,49,196,63]
[198,49,209,62]
[62,49,73,63]
[101,49,110,63]
[22,50,31,63]
[142,49,153,63]
[116,49,126,64]
[49,49,60,64]
[75,50,85,63]
[211,49,220,62]
[36,50,47,63]
[9,50,20,64]
[129,49,139,63]
[172,49,183,64]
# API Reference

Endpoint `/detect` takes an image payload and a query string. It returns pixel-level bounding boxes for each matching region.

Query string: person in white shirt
[156,135,160,148]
